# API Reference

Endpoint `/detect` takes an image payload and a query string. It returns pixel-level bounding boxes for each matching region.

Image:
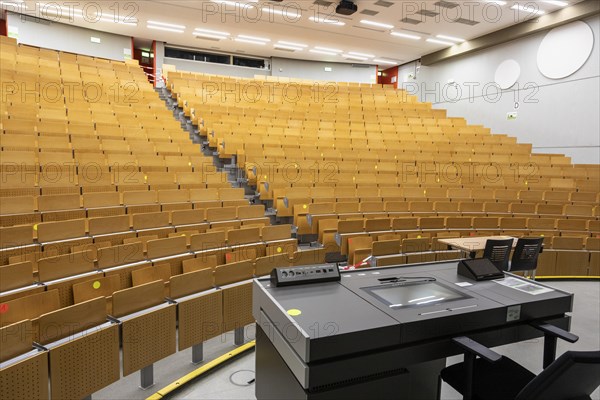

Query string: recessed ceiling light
[309,49,338,56]
[147,25,185,33]
[195,33,229,40]
[277,41,308,48]
[390,31,421,40]
[147,20,186,29]
[542,0,568,6]
[261,7,300,18]
[99,17,137,26]
[436,34,465,42]
[194,28,230,36]
[234,38,267,45]
[309,16,345,26]
[344,55,369,61]
[314,46,342,53]
[374,59,399,65]
[360,19,394,29]
[510,4,545,15]
[237,34,270,42]
[349,51,375,58]
[211,0,258,6]
[274,44,304,51]
[426,38,455,46]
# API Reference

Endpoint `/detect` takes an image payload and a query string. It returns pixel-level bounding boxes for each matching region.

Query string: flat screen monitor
[362,281,471,309]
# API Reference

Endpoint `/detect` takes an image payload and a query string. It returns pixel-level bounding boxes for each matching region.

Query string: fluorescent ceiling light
[373,59,399,65]
[426,38,455,46]
[211,0,258,6]
[277,41,308,48]
[97,16,137,26]
[436,34,465,42]
[542,0,568,6]
[234,38,266,45]
[360,19,394,29]
[147,20,185,29]
[485,0,507,5]
[390,31,421,40]
[309,49,338,56]
[261,7,300,18]
[314,46,342,53]
[195,33,229,40]
[309,16,345,26]
[238,34,270,42]
[274,45,304,51]
[147,25,185,33]
[344,55,368,61]
[194,28,230,36]
[510,4,545,14]
[349,51,375,58]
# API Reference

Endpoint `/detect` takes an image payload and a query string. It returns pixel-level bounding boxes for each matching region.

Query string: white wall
[162,55,377,83]
[155,41,166,88]
[163,57,269,79]
[7,12,132,61]
[272,57,377,83]
[406,15,600,164]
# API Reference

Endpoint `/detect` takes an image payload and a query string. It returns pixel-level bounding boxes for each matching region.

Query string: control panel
[270,265,341,287]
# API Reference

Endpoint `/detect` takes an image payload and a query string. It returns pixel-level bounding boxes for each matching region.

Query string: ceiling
[6,0,583,66]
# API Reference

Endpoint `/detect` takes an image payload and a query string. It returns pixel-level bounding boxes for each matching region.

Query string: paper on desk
[494,277,554,295]
[455,282,473,287]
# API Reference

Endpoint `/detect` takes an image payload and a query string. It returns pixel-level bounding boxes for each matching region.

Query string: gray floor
[94,281,600,400]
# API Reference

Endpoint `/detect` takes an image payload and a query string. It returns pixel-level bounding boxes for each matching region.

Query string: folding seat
[536,203,564,217]
[158,189,191,211]
[564,204,593,218]
[511,203,537,215]
[409,201,434,215]
[570,191,597,204]
[402,237,435,264]
[38,193,84,222]
[347,236,373,265]
[499,217,528,235]
[145,171,177,190]
[556,219,588,235]
[518,190,545,202]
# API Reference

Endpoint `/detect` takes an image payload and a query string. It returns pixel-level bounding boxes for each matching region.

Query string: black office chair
[508,237,544,279]
[482,238,513,271]
[439,322,600,400]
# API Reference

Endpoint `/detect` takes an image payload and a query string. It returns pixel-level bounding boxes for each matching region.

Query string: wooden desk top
[438,236,516,252]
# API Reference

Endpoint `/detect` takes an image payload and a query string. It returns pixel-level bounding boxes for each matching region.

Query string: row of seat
[0,223,297,302]
[354,235,600,277]
[324,215,598,254]
[292,199,599,226]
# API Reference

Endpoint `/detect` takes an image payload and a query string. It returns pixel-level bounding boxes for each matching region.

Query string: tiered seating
[167,69,599,276]
[0,37,323,398]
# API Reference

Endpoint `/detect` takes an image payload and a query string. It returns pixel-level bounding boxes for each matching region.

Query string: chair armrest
[452,336,502,363]
[530,321,579,343]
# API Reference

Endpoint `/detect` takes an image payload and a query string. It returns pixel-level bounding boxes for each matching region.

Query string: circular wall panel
[495,59,521,89]
[537,21,594,79]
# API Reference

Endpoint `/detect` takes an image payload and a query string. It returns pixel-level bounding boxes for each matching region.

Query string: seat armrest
[530,321,579,343]
[452,336,502,363]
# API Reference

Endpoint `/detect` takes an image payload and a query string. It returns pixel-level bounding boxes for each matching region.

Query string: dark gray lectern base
[256,327,443,400]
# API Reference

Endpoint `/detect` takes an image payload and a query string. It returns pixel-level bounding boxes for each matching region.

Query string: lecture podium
[253,261,574,400]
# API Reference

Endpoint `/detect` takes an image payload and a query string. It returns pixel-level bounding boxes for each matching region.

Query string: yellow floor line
[146,340,256,400]
[536,276,600,280]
